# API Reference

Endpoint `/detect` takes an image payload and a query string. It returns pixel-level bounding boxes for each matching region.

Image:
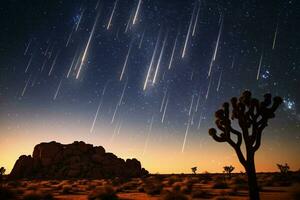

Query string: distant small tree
[191,167,197,174]
[277,163,290,174]
[208,91,282,200]
[223,165,235,178]
[0,167,5,187]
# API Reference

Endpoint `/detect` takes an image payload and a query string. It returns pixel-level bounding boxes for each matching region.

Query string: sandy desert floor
[1,173,300,199]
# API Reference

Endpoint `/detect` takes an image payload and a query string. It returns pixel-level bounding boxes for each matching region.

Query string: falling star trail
[161,95,169,123]
[143,115,154,155]
[216,69,223,92]
[153,31,168,85]
[48,51,59,76]
[143,30,161,90]
[76,10,101,79]
[53,79,63,100]
[272,22,278,50]
[181,118,191,153]
[182,2,197,58]
[25,54,33,73]
[21,75,31,97]
[107,0,119,30]
[192,1,201,36]
[120,41,133,81]
[132,0,142,25]
[257,51,263,80]
[212,14,223,61]
[168,30,179,69]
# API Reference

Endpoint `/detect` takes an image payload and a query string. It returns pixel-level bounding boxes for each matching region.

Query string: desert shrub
[216,197,231,200]
[7,181,22,187]
[143,182,163,195]
[172,182,182,191]
[181,185,192,194]
[88,185,118,200]
[137,185,144,192]
[201,172,212,183]
[192,190,213,199]
[162,191,188,200]
[212,177,228,189]
[167,175,182,186]
[23,190,53,200]
[0,187,16,199]
[62,185,72,194]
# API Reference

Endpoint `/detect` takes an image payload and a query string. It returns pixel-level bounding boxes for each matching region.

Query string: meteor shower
[0,0,299,199]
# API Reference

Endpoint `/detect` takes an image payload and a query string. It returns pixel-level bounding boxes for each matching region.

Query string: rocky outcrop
[10,141,148,179]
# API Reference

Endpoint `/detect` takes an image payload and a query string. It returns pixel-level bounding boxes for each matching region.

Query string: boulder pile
[10,141,148,179]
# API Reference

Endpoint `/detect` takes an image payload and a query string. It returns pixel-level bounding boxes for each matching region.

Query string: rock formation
[10,141,148,179]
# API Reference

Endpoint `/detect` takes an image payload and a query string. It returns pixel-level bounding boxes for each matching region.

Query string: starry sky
[0,0,299,174]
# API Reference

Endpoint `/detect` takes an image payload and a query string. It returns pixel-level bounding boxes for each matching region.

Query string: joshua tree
[0,167,5,187]
[223,165,235,178]
[208,91,282,200]
[191,167,197,174]
[277,163,290,174]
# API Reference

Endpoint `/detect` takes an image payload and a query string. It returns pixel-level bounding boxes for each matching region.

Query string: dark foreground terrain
[1,173,300,200]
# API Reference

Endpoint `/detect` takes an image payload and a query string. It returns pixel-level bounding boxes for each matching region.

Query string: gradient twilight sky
[0,0,299,174]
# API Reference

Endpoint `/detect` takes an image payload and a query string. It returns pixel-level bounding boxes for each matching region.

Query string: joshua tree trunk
[246,158,260,200]
[208,91,282,200]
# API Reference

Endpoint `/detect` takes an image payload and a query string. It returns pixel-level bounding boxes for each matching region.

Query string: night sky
[0,0,299,173]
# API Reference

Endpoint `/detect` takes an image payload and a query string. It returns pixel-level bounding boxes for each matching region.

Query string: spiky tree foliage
[277,163,290,174]
[223,165,235,178]
[208,91,282,200]
[191,167,197,174]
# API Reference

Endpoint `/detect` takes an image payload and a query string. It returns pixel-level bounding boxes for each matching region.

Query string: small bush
[172,182,182,191]
[192,190,213,199]
[162,191,188,200]
[212,181,228,189]
[62,185,72,194]
[143,182,163,195]
[0,187,16,199]
[88,185,118,200]
[23,191,53,200]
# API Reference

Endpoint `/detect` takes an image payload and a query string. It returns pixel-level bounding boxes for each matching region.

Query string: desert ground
[1,172,300,200]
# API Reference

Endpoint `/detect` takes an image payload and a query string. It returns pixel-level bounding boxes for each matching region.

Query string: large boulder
[10,141,148,179]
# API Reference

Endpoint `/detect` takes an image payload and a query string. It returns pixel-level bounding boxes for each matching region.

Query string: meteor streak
[90,82,110,133]
[21,75,31,97]
[133,0,142,25]
[139,29,145,48]
[76,10,101,79]
[256,51,263,80]
[120,42,133,81]
[181,118,191,153]
[107,0,118,30]
[272,22,278,50]
[24,39,32,55]
[192,1,201,36]
[67,49,78,78]
[48,51,59,76]
[195,91,201,112]
[143,115,154,155]
[75,9,85,32]
[168,30,179,69]
[53,79,63,100]
[160,88,168,112]
[25,55,33,73]
[212,15,223,61]
[153,31,168,85]
[161,95,169,123]
[143,30,161,90]
[231,56,235,69]
[188,94,194,116]
[182,2,197,58]
[205,76,212,99]
[216,69,222,92]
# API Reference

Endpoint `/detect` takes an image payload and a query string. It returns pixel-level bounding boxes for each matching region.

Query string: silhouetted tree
[208,91,282,200]
[277,163,290,174]
[191,167,197,174]
[0,167,5,188]
[223,165,235,178]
